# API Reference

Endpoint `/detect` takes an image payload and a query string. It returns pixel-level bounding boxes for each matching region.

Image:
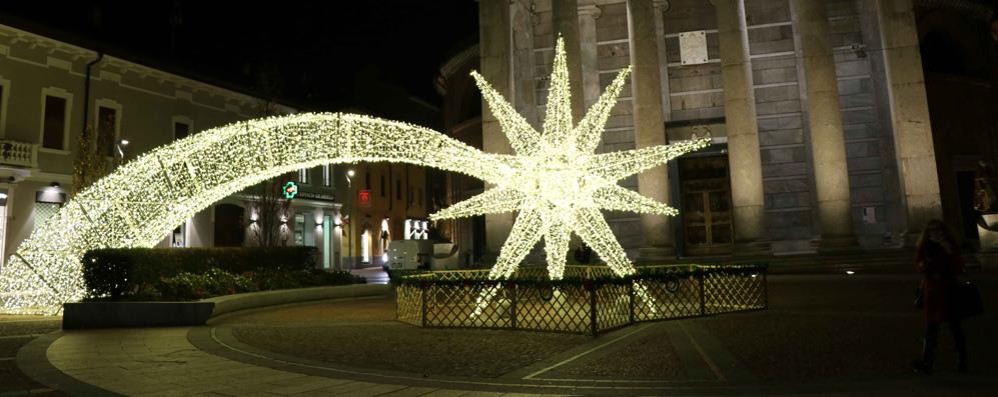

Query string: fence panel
[595,283,631,333]
[395,283,422,326]
[396,264,767,335]
[424,283,512,329]
[514,284,591,333]
[633,277,702,321]
[703,271,767,315]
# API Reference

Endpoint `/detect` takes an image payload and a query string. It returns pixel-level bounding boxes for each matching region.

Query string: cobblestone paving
[223,297,592,378]
[0,316,63,396]
[13,271,998,396]
[217,273,998,390]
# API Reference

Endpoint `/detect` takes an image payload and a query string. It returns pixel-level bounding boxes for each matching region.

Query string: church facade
[436,0,998,262]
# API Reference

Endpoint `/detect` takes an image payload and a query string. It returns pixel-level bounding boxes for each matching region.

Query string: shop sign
[359,189,371,208]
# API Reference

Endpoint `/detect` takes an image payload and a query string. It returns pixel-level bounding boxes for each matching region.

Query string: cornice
[0,23,295,114]
[915,0,994,20]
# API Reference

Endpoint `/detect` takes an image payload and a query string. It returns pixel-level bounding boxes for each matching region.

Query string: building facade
[439,0,995,262]
[336,163,429,268]
[0,22,344,269]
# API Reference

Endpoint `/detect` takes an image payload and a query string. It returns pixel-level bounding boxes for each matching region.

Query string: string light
[0,113,516,315]
[0,37,708,316]
[431,37,711,283]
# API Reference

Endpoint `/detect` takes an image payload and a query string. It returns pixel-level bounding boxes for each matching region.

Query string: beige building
[0,22,343,269]
[336,163,428,268]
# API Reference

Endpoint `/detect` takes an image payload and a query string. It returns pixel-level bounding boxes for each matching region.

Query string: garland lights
[431,37,710,282]
[0,37,708,315]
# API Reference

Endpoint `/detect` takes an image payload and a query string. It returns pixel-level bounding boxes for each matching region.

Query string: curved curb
[205,283,389,319]
[58,283,389,329]
[16,331,123,397]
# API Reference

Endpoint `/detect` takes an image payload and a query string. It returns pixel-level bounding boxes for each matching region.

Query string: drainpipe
[82,52,104,138]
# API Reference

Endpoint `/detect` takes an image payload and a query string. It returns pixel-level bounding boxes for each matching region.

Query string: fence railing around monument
[394,264,767,336]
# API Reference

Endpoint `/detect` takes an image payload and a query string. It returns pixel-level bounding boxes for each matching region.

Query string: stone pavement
[11,273,998,396]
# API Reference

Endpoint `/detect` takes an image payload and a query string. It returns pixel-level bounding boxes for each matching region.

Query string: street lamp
[115,139,129,162]
[345,169,354,269]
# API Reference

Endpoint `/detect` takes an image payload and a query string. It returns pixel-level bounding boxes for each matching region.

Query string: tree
[251,178,290,247]
[71,125,109,198]
[248,59,292,247]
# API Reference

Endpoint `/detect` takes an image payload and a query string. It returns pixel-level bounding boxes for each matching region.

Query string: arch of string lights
[0,37,709,315]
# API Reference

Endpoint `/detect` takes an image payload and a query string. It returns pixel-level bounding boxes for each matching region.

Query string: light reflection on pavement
[350,266,389,284]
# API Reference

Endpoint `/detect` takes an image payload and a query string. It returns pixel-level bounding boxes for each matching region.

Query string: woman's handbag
[951,281,983,320]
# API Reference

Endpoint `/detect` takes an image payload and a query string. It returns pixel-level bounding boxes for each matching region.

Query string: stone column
[480,0,515,259]
[653,0,673,122]
[553,0,586,121]
[792,0,858,251]
[512,0,539,127]
[629,0,675,260]
[713,0,769,253]
[578,2,602,111]
[876,0,943,244]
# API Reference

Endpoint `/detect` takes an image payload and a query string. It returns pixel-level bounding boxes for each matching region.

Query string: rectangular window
[298,168,309,184]
[42,96,67,150]
[97,106,117,156]
[0,84,5,133]
[322,165,331,187]
[174,122,190,140]
[0,189,7,262]
[33,202,62,231]
[294,214,305,246]
[365,171,371,189]
[380,175,386,197]
[172,222,187,247]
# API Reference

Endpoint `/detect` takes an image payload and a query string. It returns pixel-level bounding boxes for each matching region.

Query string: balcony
[0,140,38,168]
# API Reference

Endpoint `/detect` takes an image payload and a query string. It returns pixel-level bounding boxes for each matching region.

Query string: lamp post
[115,139,129,164]
[345,169,354,269]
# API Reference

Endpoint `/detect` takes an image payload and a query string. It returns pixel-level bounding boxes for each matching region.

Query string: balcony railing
[0,140,38,168]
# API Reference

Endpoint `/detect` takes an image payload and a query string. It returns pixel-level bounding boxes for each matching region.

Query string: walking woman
[912,219,967,374]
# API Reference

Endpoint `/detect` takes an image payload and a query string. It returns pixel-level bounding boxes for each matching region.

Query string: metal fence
[395,264,767,336]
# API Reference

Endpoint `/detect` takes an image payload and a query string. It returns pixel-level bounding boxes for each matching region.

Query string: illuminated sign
[282,181,299,199]
[358,189,371,208]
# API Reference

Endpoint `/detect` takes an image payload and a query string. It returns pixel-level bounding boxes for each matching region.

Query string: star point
[432,37,710,280]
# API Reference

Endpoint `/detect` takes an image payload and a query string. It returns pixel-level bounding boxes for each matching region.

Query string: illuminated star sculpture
[429,37,710,280]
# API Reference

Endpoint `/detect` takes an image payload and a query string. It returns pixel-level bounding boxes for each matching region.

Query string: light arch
[0,113,511,314]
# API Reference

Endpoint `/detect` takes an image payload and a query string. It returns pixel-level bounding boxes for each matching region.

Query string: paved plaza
[3,269,997,396]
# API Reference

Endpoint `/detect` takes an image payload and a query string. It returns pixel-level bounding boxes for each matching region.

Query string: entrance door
[956,171,979,249]
[213,204,245,247]
[679,156,733,255]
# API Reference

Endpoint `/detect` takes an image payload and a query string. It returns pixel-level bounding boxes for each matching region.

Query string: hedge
[82,247,332,301]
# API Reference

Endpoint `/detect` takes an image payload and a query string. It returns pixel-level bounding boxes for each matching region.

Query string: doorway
[213,203,245,247]
[956,171,979,249]
[679,155,734,255]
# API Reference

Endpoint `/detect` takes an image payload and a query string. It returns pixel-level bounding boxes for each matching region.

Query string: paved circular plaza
[5,271,998,396]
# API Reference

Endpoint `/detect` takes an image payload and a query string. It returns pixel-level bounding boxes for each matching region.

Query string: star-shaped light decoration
[429,37,711,281]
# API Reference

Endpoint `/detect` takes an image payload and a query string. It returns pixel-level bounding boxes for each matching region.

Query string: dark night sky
[0,1,480,110]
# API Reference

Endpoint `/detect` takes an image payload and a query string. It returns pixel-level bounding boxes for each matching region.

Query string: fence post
[628,281,636,324]
[763,269,769,310]
[420,282,428,327]
[698,271,706,316]
[509,282,517,330]
[589,282,598,336]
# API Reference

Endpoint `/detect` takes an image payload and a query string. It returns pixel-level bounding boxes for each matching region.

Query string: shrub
[156,268,258,301]
[82,247,332,301]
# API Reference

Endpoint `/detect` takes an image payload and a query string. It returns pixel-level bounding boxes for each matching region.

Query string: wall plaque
[679,30,708,65]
